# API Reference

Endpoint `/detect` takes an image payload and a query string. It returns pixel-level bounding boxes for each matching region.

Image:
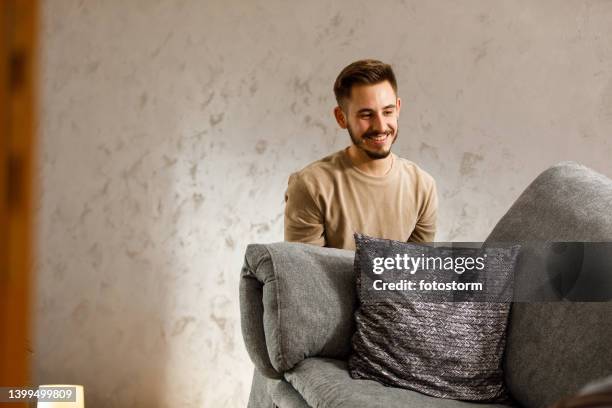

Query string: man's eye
[360,114,371,119]
[384,111,393,116]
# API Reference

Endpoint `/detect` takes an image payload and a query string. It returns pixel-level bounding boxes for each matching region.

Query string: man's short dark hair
[333,59,398,111]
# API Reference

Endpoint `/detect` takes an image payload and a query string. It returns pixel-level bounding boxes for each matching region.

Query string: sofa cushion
[268,376,310,408]
[240,242,356,374]
[285,358,517,408]
[348,234,519,401]
[486,162,612,408]
[248,368,276,408]
[248,368,310,408]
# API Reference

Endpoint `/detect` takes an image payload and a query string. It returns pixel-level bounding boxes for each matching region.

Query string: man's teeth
[370,134,387,141]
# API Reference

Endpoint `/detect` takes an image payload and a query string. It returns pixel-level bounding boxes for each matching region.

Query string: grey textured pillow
[241,242,356,374]
[348,234,519,402]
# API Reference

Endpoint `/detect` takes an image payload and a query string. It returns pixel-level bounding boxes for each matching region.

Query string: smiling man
[284,59,438,250]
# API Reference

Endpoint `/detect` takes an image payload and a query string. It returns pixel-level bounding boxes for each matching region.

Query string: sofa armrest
[239,242,356,376]
[486,161,612,408]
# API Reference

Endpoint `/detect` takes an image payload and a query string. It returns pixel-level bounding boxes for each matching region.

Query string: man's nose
[372,113,386,133]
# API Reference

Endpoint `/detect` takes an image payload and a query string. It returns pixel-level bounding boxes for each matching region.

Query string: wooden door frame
[0,0,37,401]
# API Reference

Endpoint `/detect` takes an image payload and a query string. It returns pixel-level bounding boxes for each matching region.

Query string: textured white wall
[36,0,612,406]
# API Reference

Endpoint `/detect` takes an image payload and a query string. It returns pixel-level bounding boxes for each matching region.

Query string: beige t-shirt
[284,148,438,250]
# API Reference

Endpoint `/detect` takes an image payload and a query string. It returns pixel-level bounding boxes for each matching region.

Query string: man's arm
[284,173,326,246]
[408,179,438,243]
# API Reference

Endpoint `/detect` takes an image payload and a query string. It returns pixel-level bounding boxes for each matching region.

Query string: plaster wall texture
[37,0,612,406]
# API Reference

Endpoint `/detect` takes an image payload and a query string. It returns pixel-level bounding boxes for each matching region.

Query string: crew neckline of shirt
[340,147,399,184]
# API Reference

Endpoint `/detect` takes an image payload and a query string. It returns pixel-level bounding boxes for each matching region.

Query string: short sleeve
[408,178,438,243]
[284,173,326,246]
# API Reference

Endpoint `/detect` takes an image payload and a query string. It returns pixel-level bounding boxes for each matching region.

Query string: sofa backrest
[240,242,356,375]
[486,162,612,408]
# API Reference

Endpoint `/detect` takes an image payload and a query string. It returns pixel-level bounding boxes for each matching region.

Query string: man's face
[336,81,401,160]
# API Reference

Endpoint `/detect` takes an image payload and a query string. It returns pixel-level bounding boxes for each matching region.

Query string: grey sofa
[239,162,612,408]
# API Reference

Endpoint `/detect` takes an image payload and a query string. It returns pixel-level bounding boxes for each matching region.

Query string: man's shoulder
[395,156,436,187]
[289,150,346,186]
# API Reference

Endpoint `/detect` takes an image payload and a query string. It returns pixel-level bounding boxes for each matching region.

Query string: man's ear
[333,106,348,129]
[396,97,401,116]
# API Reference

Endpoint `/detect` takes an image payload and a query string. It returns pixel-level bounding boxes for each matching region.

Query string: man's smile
[363,131,393,146]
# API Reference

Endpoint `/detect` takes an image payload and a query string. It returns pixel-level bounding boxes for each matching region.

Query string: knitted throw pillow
[348,234,519,401]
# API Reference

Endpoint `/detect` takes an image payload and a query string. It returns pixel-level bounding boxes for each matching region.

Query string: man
[284,59,438,250]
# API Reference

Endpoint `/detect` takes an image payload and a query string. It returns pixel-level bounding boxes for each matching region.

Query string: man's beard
[347,124,398,160]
